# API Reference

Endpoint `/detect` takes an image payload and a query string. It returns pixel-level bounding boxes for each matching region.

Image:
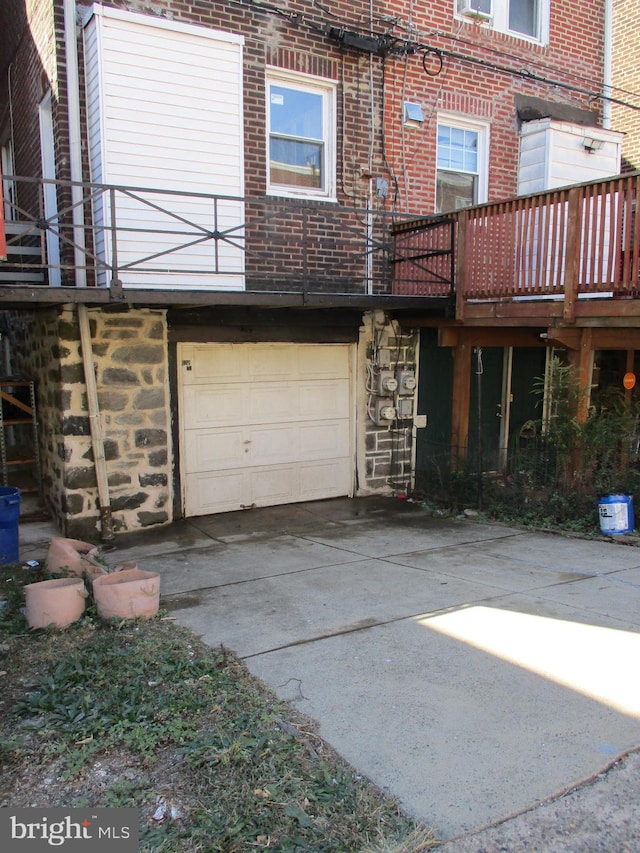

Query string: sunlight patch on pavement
[417,606,640,717]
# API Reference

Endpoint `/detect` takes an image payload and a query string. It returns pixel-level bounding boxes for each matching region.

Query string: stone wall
[5,305,172,540]
[357,312,417,496]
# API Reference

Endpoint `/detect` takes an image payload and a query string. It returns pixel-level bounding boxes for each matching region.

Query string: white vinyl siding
[179,343,354,516]
[83,6,244,289]
[518,119,623,194]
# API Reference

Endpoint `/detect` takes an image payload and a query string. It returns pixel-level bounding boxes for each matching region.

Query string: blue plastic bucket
[598,493,634,535]
[0,487,21,565]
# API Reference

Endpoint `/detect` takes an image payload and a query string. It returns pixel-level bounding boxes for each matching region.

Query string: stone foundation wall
[4,305,173,540]
[357,312,417,496]
[59,306,173,539]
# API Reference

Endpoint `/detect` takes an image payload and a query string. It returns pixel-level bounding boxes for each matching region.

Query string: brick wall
[612,0,640,171]
[3,1,609,264]
[380,0,606,212]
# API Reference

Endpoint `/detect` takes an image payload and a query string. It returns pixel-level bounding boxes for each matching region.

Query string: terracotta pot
[47,537,103,577]
[92,567,161,620]
[24,577,87,629]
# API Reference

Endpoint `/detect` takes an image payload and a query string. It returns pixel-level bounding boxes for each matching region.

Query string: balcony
[393,172,640,326]
[0,175,453,311]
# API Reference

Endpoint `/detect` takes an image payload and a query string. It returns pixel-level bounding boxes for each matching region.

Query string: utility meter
[376,370,398,394]
[373,398,397,425]
[396,369,416,394]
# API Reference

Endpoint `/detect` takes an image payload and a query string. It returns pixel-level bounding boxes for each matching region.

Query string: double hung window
[267,71,336,199]
[456,0,548,43]
[436,117,488,213]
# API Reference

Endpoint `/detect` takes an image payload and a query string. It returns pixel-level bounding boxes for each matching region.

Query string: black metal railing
[0,175,454,299]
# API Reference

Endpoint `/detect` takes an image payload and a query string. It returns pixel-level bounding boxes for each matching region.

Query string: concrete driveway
[20,496,640,843]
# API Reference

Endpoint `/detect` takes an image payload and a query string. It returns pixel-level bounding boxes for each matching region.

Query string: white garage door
[179,342,354,516]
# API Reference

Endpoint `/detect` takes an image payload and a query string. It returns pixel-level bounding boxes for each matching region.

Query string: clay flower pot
[92,566,161,621]
[46,537,104,577]
[24,577,88,629]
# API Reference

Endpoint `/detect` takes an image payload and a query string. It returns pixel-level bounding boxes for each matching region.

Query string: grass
[0,562,437,852]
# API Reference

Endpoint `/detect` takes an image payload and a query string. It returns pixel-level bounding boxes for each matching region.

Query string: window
[436,117,489,213]
[267,70,336,199]
[456,0,548,42]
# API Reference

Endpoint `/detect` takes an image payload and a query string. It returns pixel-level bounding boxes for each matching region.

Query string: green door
[468,347,504,473]
[510,347,547,438]
[415,328,453,492]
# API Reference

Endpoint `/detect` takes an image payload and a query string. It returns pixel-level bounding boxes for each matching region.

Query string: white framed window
[436,115,489,213]
[456,0,549,44]
[266,69,336,200]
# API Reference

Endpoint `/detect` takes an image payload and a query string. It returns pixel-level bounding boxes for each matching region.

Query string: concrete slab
[387,540,596,594]
[302,516,519,558]
[163,557,508,657]
[464,531,640,574]
[536,572,640,629]
[187,496,411,541]
[246,610,640,838]
[103,519,219,564]
[18,518,59,564]
[138,534,365,596]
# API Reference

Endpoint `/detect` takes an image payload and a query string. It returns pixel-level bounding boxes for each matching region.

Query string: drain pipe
[65,3,111,538]
[78,305,114,540]
[64,0,86,285]
[603,0,613,130]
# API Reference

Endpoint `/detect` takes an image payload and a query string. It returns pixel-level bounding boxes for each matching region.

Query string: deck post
[451,336,471,469]
[563,187,582,323]
[567,327,593,423]
[455,211,468,322]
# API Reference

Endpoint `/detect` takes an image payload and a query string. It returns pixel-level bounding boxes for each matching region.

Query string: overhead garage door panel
[183,342,350,383]
[188,458,352,515]
[180,343,353,516]
[183,379,349,428]
[184,419,350,473]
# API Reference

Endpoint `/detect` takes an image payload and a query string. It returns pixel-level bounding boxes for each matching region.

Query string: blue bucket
[598,493,634,535]
[0,487,21,565]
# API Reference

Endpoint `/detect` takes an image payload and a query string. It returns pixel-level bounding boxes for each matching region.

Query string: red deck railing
[393,172,640,318]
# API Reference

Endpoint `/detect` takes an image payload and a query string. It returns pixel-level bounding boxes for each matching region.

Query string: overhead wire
[436,28,640,107]
[235,0,640,115]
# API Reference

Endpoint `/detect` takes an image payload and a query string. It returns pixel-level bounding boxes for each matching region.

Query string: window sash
[509,0,538,37]
[267,77,333,196]
[456,0,542,41]
[436,118,487,214]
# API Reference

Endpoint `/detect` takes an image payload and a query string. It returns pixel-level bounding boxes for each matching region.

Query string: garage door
[179,342,354,516]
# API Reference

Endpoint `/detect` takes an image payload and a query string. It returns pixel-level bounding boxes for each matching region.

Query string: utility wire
[235,0,640,114]
[403,42,640,113]
[427,28,640,107]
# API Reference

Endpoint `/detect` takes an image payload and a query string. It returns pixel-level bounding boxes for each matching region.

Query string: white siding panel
[83,7,244,289]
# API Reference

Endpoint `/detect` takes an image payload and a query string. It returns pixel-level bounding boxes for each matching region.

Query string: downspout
[65,1,113,537]
[64,0,87,282]
[78,305,114,540]
[603,0,612,130]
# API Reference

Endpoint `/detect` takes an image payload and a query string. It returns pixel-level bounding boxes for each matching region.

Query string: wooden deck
[393,172,640,326]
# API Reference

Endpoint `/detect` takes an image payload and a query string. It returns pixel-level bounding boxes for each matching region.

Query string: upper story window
[436,115,489,213]
[266,70,336,200]
[456,0,548,43]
